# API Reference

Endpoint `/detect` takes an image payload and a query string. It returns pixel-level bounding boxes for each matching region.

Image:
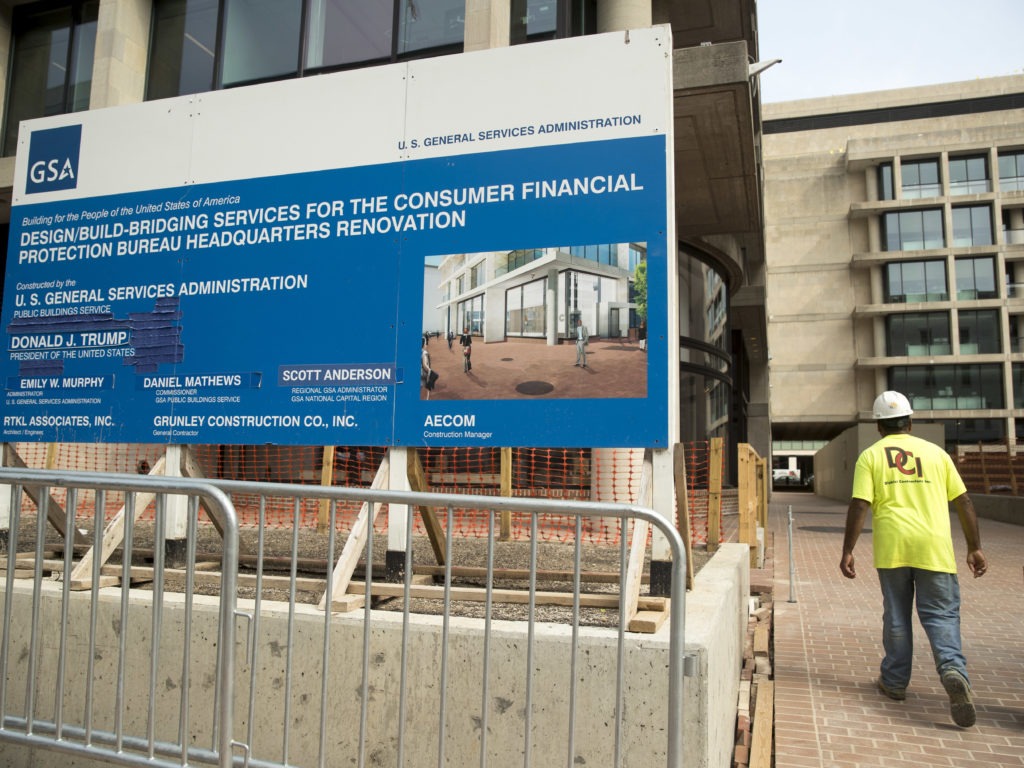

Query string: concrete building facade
[0,0,773,476]
[764,75,1024,451]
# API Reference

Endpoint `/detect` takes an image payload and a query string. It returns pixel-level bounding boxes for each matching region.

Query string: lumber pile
[733,594,774,768]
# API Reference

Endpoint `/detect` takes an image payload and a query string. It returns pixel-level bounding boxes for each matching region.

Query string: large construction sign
[1,26,675,448]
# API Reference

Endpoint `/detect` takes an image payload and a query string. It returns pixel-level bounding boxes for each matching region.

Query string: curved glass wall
[678,247,734,448]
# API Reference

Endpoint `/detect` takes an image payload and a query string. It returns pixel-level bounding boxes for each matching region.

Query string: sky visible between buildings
[756,0,1024,103]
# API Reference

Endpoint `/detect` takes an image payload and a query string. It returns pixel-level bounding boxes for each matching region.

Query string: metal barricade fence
[0,469,687,768]
[0,468,240,768]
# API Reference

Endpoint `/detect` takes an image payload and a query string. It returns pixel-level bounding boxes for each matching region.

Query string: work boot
[876,678,906,701]
[940,669,976,727]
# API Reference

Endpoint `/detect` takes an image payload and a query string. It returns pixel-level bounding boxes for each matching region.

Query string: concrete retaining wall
[0,544,749,768]
[973,494,1024,526]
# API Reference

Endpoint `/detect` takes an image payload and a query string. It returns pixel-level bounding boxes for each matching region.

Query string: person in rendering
[574,318,589,368]
[420,340,433,398]
[447,329,454,351]
[459,327,472,373]
[839,391,987,728]
[638,320,647,352]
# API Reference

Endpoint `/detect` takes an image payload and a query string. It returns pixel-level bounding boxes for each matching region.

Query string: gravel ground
[11,516,713,628]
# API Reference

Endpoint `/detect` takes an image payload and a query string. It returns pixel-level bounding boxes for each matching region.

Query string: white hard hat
[872,391,913,420]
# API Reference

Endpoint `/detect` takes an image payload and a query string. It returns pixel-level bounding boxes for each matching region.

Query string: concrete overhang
[731,283,767,362]
[672,42,763,246]
[671,40,766,363]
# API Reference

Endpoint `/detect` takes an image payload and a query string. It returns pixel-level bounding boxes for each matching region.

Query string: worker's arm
[951,493,987,578]
[840,497,871,579]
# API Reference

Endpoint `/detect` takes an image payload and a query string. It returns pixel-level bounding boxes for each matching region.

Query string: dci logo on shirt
[26,124,82,194]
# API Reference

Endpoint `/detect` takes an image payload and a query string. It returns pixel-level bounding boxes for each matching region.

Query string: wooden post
[622,449,653,626]
[2,443,88,547]
[320,453,391,611]
[68,453,169,589]
[672,443,695,590]
[757,457,769,529]
[406,450,447,565]
[317,445,336,534]
[738,444,758,569]
[500,447,512,540]
[707,437,724,552]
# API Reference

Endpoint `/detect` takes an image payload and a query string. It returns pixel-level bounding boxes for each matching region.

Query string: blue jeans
[877,567,968,688]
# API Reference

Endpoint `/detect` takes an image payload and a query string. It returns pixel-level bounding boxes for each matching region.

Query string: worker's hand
[840,552,856,579]
[966,549,987,578]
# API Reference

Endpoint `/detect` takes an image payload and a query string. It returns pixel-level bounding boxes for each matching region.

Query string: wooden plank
[2,443,89,547]
[499,447,512,541]
[753,623,770,657]
[67,453,168,590]
[672,443,695,590]
[622,449,653,626]
[707,437,723,552]
[346,580,666,612]
[406,450,446,565]
[628,606,669,634]
[317,446,336,534]
[428,472,501,485]
[317,453,391,610]
[180,445,224,537]
[415,564,647,584]
[749,679,774,768]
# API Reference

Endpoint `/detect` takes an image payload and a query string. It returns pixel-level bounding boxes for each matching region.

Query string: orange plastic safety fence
[5,442,722,549]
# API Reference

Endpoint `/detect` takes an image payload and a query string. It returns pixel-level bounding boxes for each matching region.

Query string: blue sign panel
[2,136,668,447]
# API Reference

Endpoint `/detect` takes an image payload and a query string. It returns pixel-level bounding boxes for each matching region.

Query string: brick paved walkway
[769,491,1024,767]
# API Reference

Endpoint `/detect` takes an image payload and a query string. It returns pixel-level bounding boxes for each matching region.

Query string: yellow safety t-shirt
[851,432,966,572]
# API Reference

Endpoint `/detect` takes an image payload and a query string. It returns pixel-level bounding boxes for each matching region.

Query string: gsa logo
[26,124,82,194]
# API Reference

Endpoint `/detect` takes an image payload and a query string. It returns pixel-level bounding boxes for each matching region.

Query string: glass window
[569,243,619,267]
[885,260,947,302]
[998,150,1024,192]
[3,1,98,157]
[949,155,990,195]
[456,294,484,335]
[222,0,302,87]
[878,162,894,201]
[306,0,394,70]
[958,310,1001,354]
[901,158,941,199]
[951,205,993,247]
[151,0,530,98]
[1014,363,1024,409]
[627,243,645,273]
[147,0,219,100]
[511,0,559,42]
[470,261,484,289]
[889,364,1003,409]
[955,257,997,300]
[882,209,944,251]
[397,0,464,56]
[505,277,547,337]
[885,312,950,356]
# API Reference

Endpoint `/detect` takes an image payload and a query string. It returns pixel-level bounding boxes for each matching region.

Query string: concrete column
[91,0,151,109]
[865,167,878,201]
[597,0,652,32]
[546,267,559,345]
[0,6,12,121]
[465,0,512,52]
